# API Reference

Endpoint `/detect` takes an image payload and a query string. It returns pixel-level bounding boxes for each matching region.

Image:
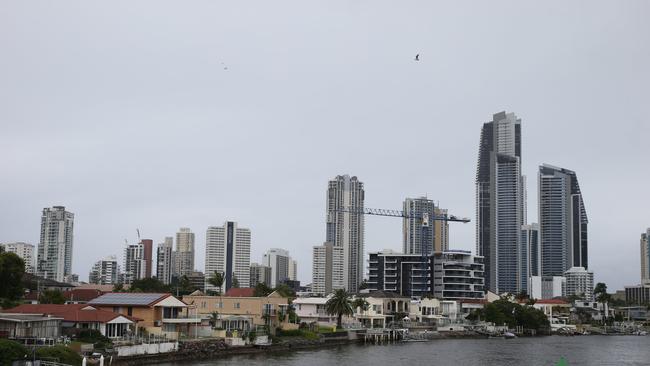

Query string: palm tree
[209,311,219,329]
[351,298,369,315]
[326,289,353,329]
[208,271,225,295]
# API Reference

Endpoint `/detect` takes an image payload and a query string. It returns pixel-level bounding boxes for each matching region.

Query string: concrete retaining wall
[117,342,178,357]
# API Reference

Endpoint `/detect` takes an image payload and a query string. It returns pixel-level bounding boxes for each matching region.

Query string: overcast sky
[1,1,648,291]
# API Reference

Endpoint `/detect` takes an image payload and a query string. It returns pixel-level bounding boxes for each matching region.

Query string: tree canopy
[129,277,170,293]
[0,252,25,308]
[207,271,224,295]
[0,339,28,366]
[253,282,273,297]
[39,289,65,304]
[467,298,549,331]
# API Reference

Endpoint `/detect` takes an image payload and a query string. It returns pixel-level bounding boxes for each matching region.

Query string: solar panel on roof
[88,293,165,306]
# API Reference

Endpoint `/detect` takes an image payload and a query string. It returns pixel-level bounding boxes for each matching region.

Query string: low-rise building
[625,284,650,305]
[4,304,137,338]
[432,251,485,300]
[0,313,62,341]
[367,250,432,298]
[357,291,410,326]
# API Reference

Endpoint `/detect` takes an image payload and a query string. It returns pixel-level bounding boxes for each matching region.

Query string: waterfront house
[88,292,202,338]
[409,298,442,325]
[357,291,410,326]
[0,313,62,342]
[183,290,290,332]
[293,296,338,326]
[4,304,137,338]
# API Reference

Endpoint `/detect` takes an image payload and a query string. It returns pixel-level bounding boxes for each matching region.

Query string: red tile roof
[224,288,256,297]
[534,299,569,305]
[64,289,104,302]
[4,304,139,323]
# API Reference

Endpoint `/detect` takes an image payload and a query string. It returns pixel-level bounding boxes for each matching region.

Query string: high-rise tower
[157,237,173,285]
[641,229,650,283]
[538,164,588,276]
[37,206,74,282]
[403,197,436,255]
[173,228,195,277]
[326,175,365,293]
[476,112,525,294]
[205,221,251,292]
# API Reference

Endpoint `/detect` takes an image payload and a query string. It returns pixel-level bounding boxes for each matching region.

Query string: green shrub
[277,329,319,340]
[0,339,28,366]
[36,345,82,366]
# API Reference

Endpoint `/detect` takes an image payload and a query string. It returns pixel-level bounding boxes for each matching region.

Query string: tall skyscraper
[403,197,449,255]
[89,256,120,285]
[263,248,294,288]
[312,242,344,296]
[173,228,195,277]
[123,241,147,284]
[205,221,251,292]
[156,237,173,285]
[520,223,540,293]
[538,164,588,276]
[37,206,74,282]
[433,207,450,252]
[476,112,525,294]
[2,242,36,274]
[326,175,364,293]
[641,229,650,283]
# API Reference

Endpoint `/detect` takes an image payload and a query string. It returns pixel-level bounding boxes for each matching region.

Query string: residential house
[183,290,289,332]
[88,292,201,338]
[4,304,137,338]
[0,313,62,341]
[357,291,410,326]
[293,297,338,326]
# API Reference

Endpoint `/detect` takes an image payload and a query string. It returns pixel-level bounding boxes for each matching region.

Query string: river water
[160,336,650,366]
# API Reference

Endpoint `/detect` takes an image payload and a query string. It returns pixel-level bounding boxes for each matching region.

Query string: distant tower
[476,112,525,294]
[3,242,36,274]
[520,223,540,293]
[403,197,449,255]
[205,221,251,292]
[173,228,195,277]
[641,229,650,283]
[263,248,294,288]
[312,242,344,296]
[538,164,588,275]
[123,241,147,284]
[156,237,173,285]
[89,256,120,285]
[37,206,74,282]
[326,175,364,293]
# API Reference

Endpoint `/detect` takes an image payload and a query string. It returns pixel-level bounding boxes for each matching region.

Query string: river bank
[112,336,353,366]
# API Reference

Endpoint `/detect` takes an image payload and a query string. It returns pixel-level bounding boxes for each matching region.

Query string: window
[127,307,133,316]
[234,303,240,309]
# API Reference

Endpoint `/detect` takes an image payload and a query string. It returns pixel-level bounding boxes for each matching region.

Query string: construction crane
[330,205,470,298]
[332,206,470,223]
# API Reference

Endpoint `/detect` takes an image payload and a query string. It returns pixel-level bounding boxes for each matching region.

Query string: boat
[503,332,517,339]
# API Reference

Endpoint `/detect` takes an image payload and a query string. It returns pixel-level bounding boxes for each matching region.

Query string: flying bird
[415,54,420,61]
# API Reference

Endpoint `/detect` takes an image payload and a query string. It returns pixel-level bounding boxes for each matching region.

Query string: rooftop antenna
[136,229,141,241]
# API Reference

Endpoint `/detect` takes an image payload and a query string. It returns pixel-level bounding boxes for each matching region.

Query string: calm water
[161,336,650,366]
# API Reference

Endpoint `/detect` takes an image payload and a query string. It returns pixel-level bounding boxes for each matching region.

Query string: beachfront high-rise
[326,175,365,293]
[156,237,174,285]
[205,221,251,292]
[538,164,588,276]
[641,229,650,283]
[476,112,525,294]
[37,206,74,282]
[173,227,195,277]
[520,223,541,293]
